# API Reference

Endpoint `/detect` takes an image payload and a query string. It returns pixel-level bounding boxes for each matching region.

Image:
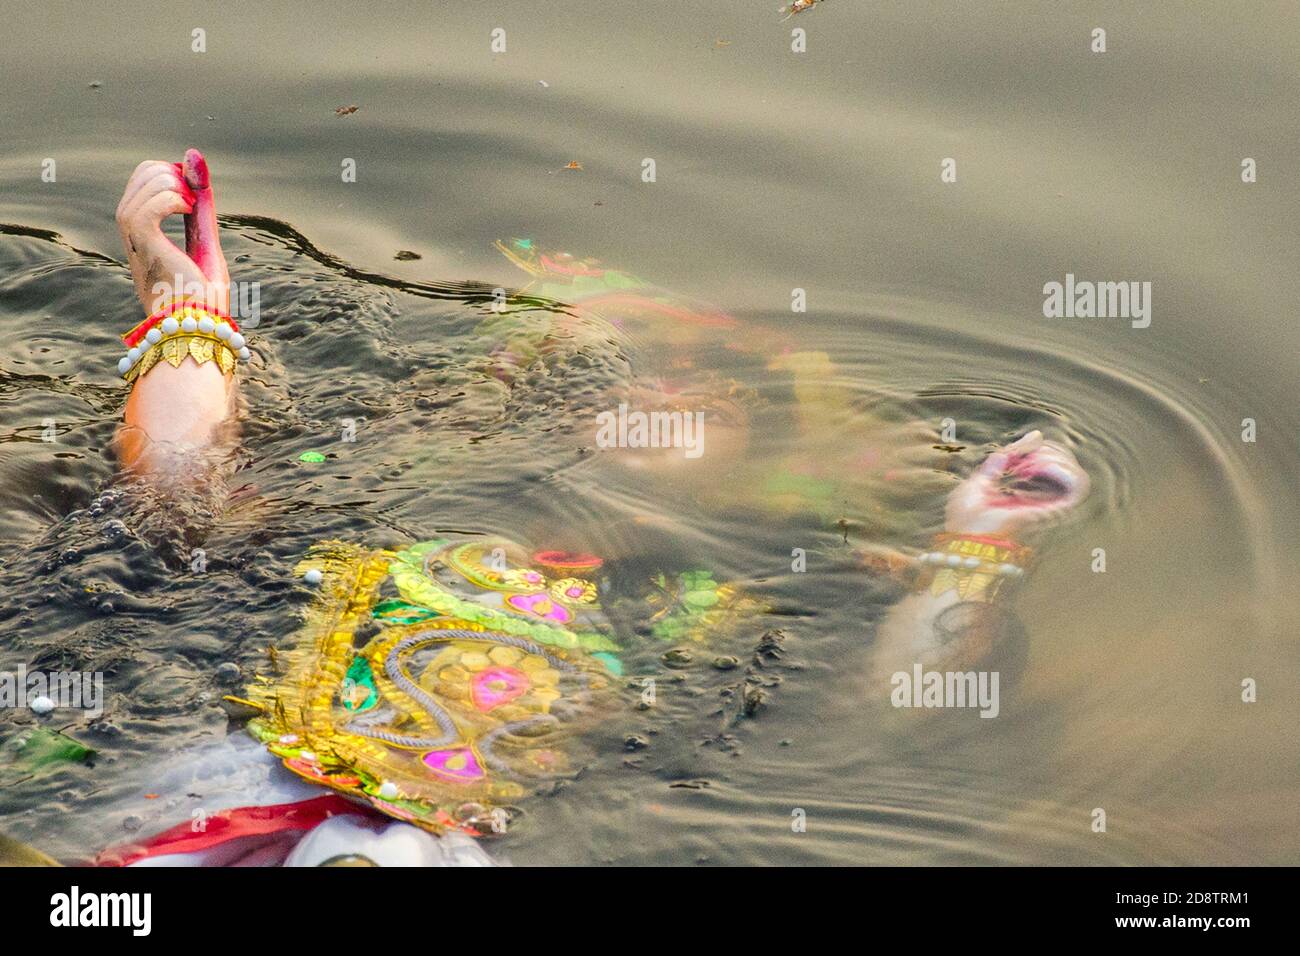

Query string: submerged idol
[31,150,1088,865]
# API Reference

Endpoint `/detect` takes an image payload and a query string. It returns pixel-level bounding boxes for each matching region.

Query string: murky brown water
[1,2,1297,864]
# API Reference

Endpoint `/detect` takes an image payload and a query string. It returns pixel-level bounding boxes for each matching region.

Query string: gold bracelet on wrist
[117,300,248,383]
[917,533,1031,601]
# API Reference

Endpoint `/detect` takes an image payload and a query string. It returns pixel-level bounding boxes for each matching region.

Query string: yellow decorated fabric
[238,541,612,835]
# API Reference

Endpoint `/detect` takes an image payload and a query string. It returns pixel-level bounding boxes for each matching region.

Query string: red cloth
[94,795,362,867]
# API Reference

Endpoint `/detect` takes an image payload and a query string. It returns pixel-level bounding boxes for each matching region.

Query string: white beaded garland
[181,316,198,333]
[161,316,179,335]
[915,552,1024,577]
[145,327,162,345]
[117,356,132,375]
[216,322,232,340]
[127,346,141,362]
[238,347,251,361]
[198,316,215,333]
[228,332,245,350]
[303,568,323,586]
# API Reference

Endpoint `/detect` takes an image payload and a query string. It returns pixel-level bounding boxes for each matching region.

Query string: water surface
[1,1,1297,865]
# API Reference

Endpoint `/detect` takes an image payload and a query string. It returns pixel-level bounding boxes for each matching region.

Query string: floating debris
[298,450,327,463]
[661,647,693,668]
[753,629,787,664]
[334,105,359,116]
[215,662,242,685]
[538,79,549,88]
[393,250,422,261]
[740,681,766,717]
[563,161,583,171]
[7,728,96,771]
[781,0,824,17]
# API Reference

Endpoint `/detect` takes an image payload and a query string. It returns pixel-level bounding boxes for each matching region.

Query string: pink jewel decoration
[506,592,572,623]
[422,747,486,782]
[471,666,530,712]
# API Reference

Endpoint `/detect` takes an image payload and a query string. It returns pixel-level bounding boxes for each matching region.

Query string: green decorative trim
[372,599,437,625]
[390,545,621,652]
[343,656,378,712]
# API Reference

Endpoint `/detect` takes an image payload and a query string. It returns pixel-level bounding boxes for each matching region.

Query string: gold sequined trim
[122,333,238,384]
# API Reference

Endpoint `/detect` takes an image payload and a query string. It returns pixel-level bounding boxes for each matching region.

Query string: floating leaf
[8,728,95,770]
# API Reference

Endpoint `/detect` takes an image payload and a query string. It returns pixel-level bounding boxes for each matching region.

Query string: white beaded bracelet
[916,551,1024,577]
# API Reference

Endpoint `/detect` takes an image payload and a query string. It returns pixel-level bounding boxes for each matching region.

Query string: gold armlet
[916,533,1030,602]
[117,301,248,383]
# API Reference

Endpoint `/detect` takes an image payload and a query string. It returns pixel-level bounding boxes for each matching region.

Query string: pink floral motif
[506,592,573,623]
[422,747,486,782]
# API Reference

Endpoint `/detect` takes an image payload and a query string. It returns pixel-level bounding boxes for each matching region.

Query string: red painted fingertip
[183,148,210,191]
[167,163,197,206]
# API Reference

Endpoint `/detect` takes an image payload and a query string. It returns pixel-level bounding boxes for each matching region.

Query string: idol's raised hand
[115,148,228,314]
[945,431,1089,536]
